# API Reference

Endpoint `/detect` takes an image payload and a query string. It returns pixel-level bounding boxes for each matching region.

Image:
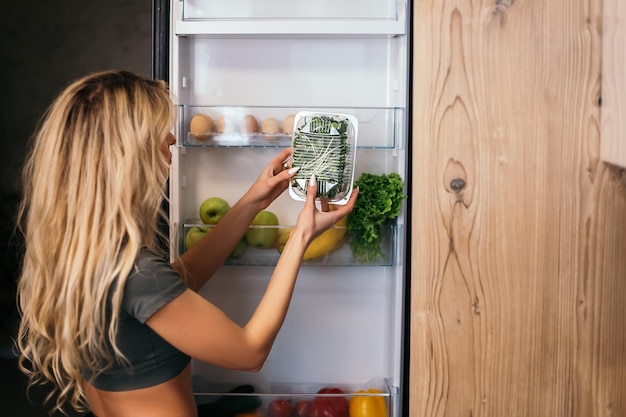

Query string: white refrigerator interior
[166,0,409,414]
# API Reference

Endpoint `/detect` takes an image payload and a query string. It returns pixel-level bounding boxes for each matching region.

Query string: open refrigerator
[152,0,411,416]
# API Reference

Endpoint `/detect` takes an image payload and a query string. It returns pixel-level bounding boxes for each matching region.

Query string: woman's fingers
[305,174,318,210]
[270,166,300,184]
[269,148,293,176]
[320,198,330,213]
[257,148,293,180]
[332,187,358,219]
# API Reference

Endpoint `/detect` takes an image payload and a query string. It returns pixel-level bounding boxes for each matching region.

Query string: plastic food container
[288,111,358,205]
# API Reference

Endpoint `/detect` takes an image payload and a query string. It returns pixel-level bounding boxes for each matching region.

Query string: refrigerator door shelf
[180,106,403,150]
[182,0,400,21]
[176,223,401,267]
[186,132,292,148]
[175,20,406,37]
[175,0,406,37]
[192,376,398,417]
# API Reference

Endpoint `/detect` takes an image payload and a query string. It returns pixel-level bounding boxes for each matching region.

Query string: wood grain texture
[410,1,626,416]
[600,0,626,168]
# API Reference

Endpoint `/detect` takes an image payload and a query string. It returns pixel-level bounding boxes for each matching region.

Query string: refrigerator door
[157,1,410,415]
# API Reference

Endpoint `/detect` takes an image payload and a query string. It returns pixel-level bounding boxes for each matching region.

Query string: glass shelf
[176,0,406,37]
[179,106,403,149]
[183,0,399,20]
[175,222,400,266]
[186,132,293,148]
[192,376,397,417]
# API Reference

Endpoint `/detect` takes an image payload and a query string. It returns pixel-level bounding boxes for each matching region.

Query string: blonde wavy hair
[16,70,176,414]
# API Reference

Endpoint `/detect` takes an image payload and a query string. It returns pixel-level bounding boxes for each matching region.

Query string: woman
[15,70,357,417]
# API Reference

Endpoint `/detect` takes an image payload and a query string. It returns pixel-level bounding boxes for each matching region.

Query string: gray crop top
[83,249,190,391]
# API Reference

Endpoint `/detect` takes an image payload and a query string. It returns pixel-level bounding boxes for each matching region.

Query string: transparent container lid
[288,111,358,205]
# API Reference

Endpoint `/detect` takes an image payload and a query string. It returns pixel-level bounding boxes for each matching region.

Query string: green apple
[185,226,209,251]
[228,238,248,259]
[245,210,279,249]
[186,227,247,259]
[199,197,230,224]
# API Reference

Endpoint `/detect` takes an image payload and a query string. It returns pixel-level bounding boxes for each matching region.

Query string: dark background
[0,1,153,415]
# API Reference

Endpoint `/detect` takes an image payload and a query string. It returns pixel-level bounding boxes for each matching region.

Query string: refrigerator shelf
[192,376,398,417]
[185,132,293,148]
[180,106,403,149]
[176,0,406,37]
[176,223,401,266]
[175,20,406,37]
[182,0,402,21]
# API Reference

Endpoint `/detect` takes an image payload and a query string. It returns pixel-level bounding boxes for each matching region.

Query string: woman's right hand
[292,174,358,247]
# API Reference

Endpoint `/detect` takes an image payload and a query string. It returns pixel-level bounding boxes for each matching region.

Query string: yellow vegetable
[349,389,387,417]
[273,227,292,248]
[275,217,347,260]
[302,216,347,260]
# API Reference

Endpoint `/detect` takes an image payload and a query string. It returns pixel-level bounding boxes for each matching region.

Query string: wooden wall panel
[410,1,626,416]
[601,0,626,168]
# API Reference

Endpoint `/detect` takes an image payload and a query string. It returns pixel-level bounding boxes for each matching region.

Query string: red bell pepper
[308,387,349,417]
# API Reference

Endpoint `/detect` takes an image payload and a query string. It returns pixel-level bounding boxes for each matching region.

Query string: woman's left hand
[244,147,297,210]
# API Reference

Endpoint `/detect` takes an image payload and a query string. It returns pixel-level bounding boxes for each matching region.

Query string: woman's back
[83,364,197,417]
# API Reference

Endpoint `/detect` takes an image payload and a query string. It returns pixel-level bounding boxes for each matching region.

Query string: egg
[240,114,258,134]
[282,114,295,135]
[261,117,281,135]
[216,115,235,134]
[189,114,214,141]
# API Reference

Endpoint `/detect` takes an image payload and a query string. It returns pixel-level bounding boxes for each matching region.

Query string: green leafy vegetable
[347,172,406,262]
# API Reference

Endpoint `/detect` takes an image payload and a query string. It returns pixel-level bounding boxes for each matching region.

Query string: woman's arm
[148,175,357,371]
[173,148,296,291]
